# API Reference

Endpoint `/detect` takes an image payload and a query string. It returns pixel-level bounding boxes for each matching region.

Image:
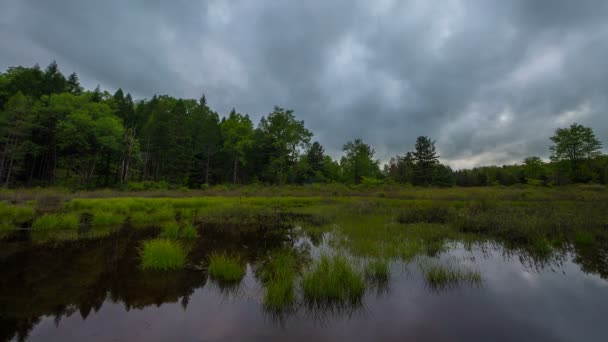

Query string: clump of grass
[181,222,199,239]
[0,201,35,225]
[140,238,187,270]
[32,213,79,230]
[419,259,482,290]
[91,211,125,227]
[161,221,180,239]
[364,258,390,283]
[261,251,297,311]
[302,254,365,305]
[208,254,245,282]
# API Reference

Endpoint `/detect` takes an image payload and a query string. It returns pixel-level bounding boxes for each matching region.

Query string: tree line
[0,62,606,189]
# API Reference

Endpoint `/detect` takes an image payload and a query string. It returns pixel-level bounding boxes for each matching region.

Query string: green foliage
[341,139,381,184]
[413,136,439,186]
[140,239,186,270]
[550,123,602,162]
[302,254,365,305]
[258,106,312,185]
[221,109,254,183]
[0,61,605,188]
[32,213,79,230]
[208,254,245,282]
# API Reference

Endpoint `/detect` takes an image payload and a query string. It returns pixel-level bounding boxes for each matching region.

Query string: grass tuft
[0,201,35,225]
[140,238,187,270]
[32,213,79,230]
[161,221,180,239]
[208,254,245,282]
[261,250,297,311]
[181,222,199,239]
[302,254,365,305]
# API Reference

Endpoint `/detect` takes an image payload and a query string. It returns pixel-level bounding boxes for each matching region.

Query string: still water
[1,224,607,342]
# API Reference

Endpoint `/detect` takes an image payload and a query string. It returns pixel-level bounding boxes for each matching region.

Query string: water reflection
[1,220,608,341]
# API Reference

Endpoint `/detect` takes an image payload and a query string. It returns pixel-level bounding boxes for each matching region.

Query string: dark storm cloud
[2,0,607,168]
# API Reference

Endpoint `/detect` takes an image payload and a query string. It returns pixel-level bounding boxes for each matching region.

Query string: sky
[1,0,607,169]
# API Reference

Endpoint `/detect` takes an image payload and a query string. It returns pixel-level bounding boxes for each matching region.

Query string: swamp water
[1,213,608,341]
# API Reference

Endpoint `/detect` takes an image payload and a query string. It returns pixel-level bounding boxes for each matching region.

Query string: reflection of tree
[572,244,608,279]
[0,227,208,341]
[0,214,311,341]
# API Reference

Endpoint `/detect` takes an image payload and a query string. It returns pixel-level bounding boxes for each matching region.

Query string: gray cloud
[1,0,607,168]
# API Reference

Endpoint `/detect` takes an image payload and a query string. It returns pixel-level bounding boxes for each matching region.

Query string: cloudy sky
[1,0,607,168]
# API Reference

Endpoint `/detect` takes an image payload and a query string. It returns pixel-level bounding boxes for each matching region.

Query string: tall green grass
[0,201,35,225]
[91,211,125,227]
[32,213,79,230]
[140,238,187,270]
[302,254,365,305]
[161,221,180,239]
[208,254,245,282]
[181,222,199,239]
[261,251,297,311]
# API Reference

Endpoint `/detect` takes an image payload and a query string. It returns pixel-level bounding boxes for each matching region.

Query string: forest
[1,61,606,190]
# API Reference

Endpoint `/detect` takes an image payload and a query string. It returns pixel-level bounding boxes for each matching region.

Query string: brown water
[1,224,608,342]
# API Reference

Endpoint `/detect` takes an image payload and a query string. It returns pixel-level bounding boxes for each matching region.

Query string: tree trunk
[205,147,210,185]
[233,157,238,184]
[4,155,14,188]
[28,157,36,185]
[0,134,13,182]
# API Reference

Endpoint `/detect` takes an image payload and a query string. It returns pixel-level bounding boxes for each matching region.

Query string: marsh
[1,188,608,341]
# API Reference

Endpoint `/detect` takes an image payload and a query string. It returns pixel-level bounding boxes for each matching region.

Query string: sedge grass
[181,222,199,239]
[161,221,180,239]
[140,238,187,270]
[302,254,365,305]
[0,201,35,225]
[91,211,125,227]
[32,213,79,230]
[261,250,297,311]
[208,254,245,283]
